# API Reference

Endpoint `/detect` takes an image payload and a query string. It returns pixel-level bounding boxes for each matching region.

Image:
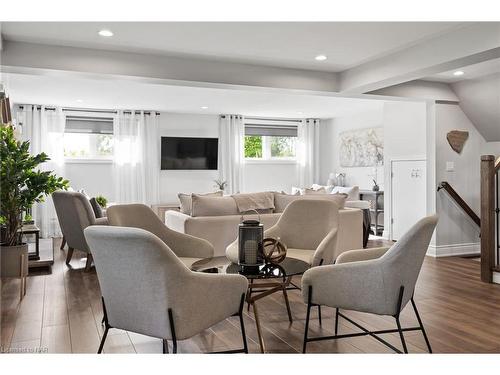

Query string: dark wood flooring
[2,237,500,354]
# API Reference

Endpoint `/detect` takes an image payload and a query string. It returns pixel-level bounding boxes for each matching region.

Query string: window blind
[65,116,114,134]
[244,118,299,137]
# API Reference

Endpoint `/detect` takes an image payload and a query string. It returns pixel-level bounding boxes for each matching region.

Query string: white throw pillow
[311,184,334,193]
[291,186,304,195]
[330,186,360,201]
[304,187,327,195]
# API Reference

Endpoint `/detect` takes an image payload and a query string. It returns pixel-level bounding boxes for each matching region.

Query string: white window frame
[243,118,299,163]
[63,111,114,163]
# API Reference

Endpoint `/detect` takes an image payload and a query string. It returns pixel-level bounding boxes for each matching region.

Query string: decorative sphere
[262,237,287,264]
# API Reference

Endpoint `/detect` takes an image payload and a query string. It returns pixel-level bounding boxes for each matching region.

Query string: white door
[391,160,426,241]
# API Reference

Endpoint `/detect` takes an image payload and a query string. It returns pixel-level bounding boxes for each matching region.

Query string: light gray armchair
[301,215,438,353]
[106,204,214,268]
[226,199,340,266]
[52,191,108,271]
[84,225,248,354]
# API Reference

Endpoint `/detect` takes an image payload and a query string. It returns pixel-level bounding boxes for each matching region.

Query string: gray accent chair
[52,191,108,271]
[226,199,340,266]
[106,204,214,268]
[301,215,438,354]
[84,225,248,354]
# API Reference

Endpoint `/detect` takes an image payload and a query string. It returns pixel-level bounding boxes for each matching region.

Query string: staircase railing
[437,181,481,227]
[480,155,500,283]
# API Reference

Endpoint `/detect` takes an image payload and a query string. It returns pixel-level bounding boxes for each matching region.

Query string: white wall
[382,101,428,237]
[323,106,385,189]
[244,162,299,193]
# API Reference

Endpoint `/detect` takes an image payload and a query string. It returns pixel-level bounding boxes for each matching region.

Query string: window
[244,119,298,161]
[64,115,114,160]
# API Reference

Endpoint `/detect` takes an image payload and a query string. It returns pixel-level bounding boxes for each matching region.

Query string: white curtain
[218,115,245,194]
[297,118,320,188]
[18,105,66,238]
[114,111,160,205]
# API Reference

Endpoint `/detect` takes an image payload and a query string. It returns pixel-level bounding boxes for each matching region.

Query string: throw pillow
[304,187,327,195]
[311,184,334,193]
[178,191,223,215]
[273,192,303,213]
[291,186,304,195]
[191,195,239,217]
[330,186,360,201]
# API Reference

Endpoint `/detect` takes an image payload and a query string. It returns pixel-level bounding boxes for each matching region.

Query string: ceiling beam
[339,23,500,94]
[0,40,339,93]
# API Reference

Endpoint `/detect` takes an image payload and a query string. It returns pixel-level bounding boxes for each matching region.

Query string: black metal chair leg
[334,308,339,335]
[411,297,432,353]
[162,339,169,354]
[302,286,312,353]
[97,326,109,353]
[395,317,408,354]
[318,305,322,326]
[238,294,249,353]
[168,308,178,354]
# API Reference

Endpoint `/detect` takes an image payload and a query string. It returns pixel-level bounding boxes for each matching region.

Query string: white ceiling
[1,72,383,118]
[424,57,500,83]
[0,22,465,72]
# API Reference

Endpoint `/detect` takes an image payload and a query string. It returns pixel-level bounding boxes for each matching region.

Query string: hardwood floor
[2,237,500,354]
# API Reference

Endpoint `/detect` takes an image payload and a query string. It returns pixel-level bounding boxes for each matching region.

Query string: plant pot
[1,243,28,278]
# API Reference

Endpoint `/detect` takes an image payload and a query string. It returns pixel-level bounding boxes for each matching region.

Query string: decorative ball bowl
[262,237,287,264]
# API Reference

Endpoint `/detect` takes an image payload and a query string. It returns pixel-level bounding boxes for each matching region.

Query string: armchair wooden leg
[84,254,93,272]
[60,236,66,250]
[162,339,169,354]
[98,297,110,354]
[65,247,74,265]
[318,306,322,326]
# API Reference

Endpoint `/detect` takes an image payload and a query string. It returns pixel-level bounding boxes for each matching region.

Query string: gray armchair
[84,225,248,354]
[52,191,108,271]
[106,204,214,268]
[226,199,340,266]
[301,215,438,353]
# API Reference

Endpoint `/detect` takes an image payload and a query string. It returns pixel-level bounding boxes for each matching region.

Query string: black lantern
[238,211,264,272]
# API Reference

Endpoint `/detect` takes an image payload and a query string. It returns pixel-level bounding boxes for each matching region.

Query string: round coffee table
[191,256,310,353]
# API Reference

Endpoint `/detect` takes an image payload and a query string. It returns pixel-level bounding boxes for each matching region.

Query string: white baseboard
[426,242,480,257]
[492,272,500,285]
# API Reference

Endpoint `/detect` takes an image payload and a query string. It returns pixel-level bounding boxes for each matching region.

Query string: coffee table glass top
[190,256,309,279]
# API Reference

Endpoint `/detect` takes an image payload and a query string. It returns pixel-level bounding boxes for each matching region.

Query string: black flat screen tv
[161,137,218,170]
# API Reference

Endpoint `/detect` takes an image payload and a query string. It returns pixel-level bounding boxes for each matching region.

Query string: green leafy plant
[95,195,107,208]
[0,124,69,246]
[244,135,262,158]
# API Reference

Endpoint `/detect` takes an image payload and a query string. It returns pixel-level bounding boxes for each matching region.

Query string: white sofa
[166,207,363,257]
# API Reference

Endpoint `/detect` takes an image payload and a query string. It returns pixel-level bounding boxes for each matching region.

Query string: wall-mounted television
[161,137,218,170]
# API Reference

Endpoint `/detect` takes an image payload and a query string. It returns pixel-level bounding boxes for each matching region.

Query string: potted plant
[95,195,108,208]
[0,124,69,261]
[213,178,227,192]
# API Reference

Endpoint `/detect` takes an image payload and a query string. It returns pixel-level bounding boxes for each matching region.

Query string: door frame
[389,157,427,241]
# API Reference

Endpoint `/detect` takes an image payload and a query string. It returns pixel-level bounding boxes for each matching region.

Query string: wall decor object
[446,130,469,154]
[339,127,383,167]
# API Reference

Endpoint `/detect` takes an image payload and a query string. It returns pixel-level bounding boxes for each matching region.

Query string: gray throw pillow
[191,195,239,217]
[178,191,223,215]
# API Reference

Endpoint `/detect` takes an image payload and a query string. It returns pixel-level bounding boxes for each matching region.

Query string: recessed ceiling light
[98,29,114,37]
[315,55,327,61]
[76,99,84,103]
[201,106,208,109]
[297,111,303,115]
[453,70,464,76]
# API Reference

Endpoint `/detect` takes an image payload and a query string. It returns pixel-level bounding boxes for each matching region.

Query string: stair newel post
[480,155,495,283]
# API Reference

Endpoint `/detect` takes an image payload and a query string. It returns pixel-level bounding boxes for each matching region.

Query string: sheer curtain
[218,114,244,194]
[297,118,320,188]
[18,105,66,238]
[114,111,160,205]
